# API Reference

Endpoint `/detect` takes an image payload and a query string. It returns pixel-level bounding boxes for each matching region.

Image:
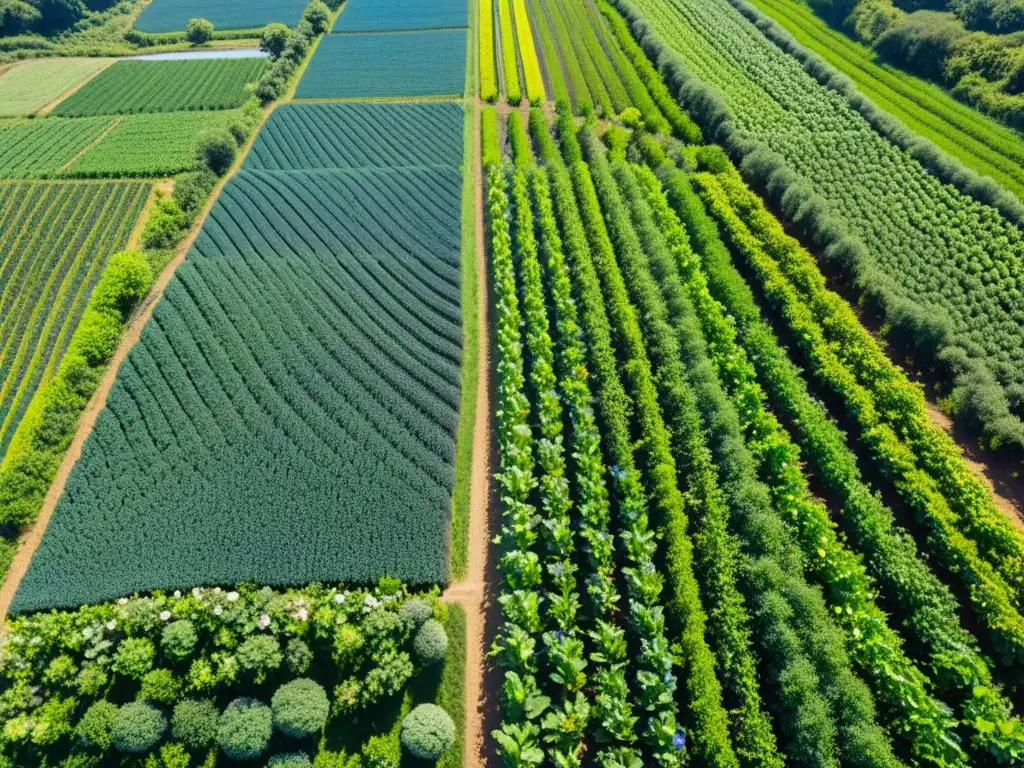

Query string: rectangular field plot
[333,0,468,32]
[63,110,242,178]
[294,30,467,99]
[53,58,269,117]
[246,102,465,171]
[12,167,464,612]
[0,180,149,459]
[0,117,114,178]
[0,59,112,118]
[134,0,306,32]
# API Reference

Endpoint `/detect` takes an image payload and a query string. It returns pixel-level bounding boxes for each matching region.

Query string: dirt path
[0,103,279,626]
[56,116,122,175]
[441,93,495,768]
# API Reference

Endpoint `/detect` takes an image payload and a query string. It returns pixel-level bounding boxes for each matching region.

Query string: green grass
[0,58,112,118]
[750,0,1024,201]
[435,604,466,768]
[63,110,242,178]
[497,0,521,103]
[53,57,268,117]
[450,102,479,581]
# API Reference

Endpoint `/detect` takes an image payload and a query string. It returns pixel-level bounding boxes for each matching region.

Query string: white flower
[258,614,271,629]
[82,628,94,640]
[118,597,129,605]
[364,595,375,606]
[213,606,223,616]
[174,590,181,599]
[159,611,171,621]
[105,620,116,631]
[192,588,201,598]
[333,593,345,604]
[29,636,40,645]
[213,587,222,594]
[227,591,239,602]
[295,608,308,621]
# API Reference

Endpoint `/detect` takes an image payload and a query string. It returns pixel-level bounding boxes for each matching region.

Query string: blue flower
[673,730,687,751]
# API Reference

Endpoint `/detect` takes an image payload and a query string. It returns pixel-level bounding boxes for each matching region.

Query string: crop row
[0,181,148,461]
[491,104,1024,767]
[246,102,465,172]
[294,30,467,99]
[53,58,268,118]
[619,0,1024,464]
[333,0,468,32]
[653,164,1024,762]
[12,167,464,613]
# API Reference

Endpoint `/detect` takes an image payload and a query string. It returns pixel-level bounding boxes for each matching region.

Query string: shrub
[218,698,272,761]
[303,0,330,33]
[89,251,154,320]
[112,638,155,680]
[76,666,108,697]
[112,701,167,754]
[362,734,400,768]
[229,122,248,146]
[619,106,643,128]
[397,598,433,630]
[185,17,213,44]
[413,619,448,666]
[271,678,329,738]
[261,22,291,57]
[171,699,218,749]
[43,654,77,687]
[237,635,282,683]
[140,669,181,705]
[268,752,313,768]
[161,620,197,662]
[285,639,313,675]
[75,700,118,751]
[158,742,191,768]
[141,195,188,251]
[172,169,216,218]
[400,704,454,761]
[196,132,236,176]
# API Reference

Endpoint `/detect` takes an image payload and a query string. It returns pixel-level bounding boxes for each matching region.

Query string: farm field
[333,0,468,31]
[246,102,465,170]
[63,110,245,178]
[12,164,464,612]
[294,30,468,99]
[0,117,115,178]
[53,58,269,117]
[134,0,307,32]
[747,0,1024,201]
[618,0,1024,463]
[0,59,112,118]
[0,181,149,459]
[8,0,1024,766]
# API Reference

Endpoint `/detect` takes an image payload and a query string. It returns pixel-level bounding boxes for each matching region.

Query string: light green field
[0,58,113,118]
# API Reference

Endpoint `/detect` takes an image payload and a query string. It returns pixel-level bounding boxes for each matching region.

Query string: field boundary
[0,101,278,626]
[54,116,122,175]
[35,58,117,117]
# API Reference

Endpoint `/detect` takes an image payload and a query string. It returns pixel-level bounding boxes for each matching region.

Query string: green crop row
[655,165,1024,763]
[497,0,522,105]
[480,0,499,101]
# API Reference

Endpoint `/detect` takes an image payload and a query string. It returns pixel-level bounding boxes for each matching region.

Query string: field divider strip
[53,116,123,176]
[0,99,279,627]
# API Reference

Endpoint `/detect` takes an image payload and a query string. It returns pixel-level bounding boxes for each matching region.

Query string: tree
[303,0,330,33]
[185,17,213,44]
[260,22,291,58]
[196,132,236,176]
